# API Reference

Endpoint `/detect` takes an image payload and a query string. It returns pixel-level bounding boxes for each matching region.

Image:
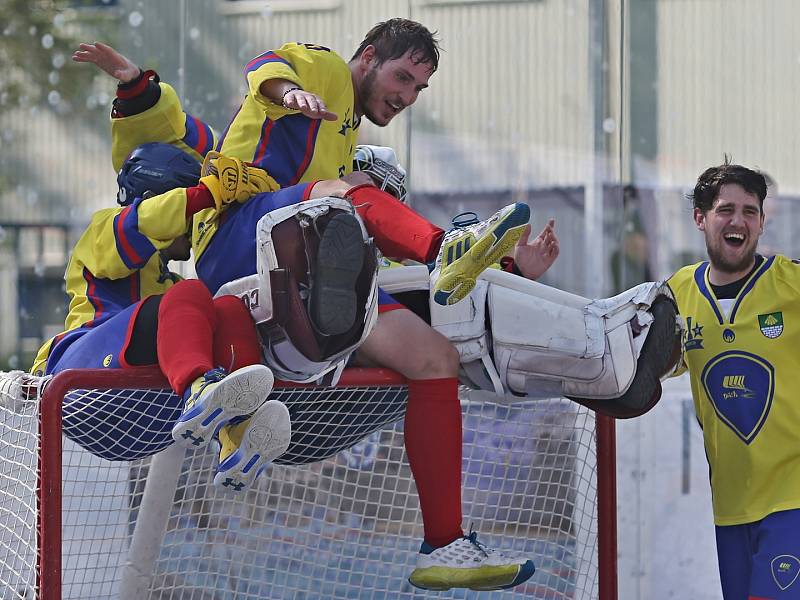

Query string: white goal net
[0,367,616,599]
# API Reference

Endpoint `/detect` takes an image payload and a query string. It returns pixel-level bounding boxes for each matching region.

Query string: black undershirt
[708,254,764,300]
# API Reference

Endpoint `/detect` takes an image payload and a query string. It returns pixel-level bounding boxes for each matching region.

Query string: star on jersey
[338,109,355,136]
[685,316,705,351]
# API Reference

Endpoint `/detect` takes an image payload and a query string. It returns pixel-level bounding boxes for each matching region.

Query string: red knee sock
[211,295,262,372]
[405,377,464,548]
[346,186,444,263]
[157,280,217,396]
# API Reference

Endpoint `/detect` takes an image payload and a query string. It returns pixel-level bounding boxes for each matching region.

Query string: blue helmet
[116,143,201,206]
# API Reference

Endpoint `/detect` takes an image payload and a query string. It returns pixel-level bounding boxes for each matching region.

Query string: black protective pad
[124,294,162,366]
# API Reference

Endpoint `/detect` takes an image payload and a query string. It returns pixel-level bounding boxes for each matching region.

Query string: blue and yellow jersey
[111,81,217,172]
[217,42,360,185]
[31,189,191,374]
[667,255,800,525]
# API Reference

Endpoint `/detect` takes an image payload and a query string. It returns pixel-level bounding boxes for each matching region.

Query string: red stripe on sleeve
[192,116,208,154]
[115,207,145,266]
[289,119,321,185]
[252,119,274,165]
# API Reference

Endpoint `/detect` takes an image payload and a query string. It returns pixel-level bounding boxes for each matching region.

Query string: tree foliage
[0,0,117,116]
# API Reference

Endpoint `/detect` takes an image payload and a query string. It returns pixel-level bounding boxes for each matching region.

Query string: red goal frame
[36,366,617,599]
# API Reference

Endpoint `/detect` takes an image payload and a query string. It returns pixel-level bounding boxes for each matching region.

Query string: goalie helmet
[116,142,201,206]
[353,145,408,203]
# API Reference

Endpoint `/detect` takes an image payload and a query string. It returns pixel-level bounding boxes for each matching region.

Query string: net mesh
[0,369,603,599]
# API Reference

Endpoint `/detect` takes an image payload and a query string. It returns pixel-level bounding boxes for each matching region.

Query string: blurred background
[2,1,798,597]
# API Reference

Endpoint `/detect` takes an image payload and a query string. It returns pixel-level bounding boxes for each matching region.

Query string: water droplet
[602,117,616,133]
[7,355,19,370]
[41,33,54,49]
[48,71,60,85]
[47,90,61,106]
[189,27,200,40]
[128,11,144,27]
[53,13,66,28]
[34,263,46,278]
[52,53,66,69]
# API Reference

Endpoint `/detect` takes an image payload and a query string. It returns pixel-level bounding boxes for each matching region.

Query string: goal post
[1,366,617,599]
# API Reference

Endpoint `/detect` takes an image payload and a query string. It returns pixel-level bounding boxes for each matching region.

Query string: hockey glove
[200,151,279,210]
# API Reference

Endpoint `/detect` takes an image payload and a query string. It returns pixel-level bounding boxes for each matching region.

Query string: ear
[359,44,376,66]
[693,207,706,231]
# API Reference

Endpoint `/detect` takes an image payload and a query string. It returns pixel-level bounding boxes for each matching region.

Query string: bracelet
[281,87,301,108]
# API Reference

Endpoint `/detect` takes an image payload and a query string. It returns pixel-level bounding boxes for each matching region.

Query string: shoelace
[205,367,228,384]
[465,527,490,559]
[451,211,479,228]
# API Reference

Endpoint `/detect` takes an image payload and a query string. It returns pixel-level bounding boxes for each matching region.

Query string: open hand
[281,89,338,121]
[512,219,559,280]
[72,42,140,83]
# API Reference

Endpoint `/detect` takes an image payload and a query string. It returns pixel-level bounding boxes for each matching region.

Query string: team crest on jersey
[701,351,775,444]
[103,354,113,367]
[758,312,783,339]
[772,554,800,591]
[684,316,704,351]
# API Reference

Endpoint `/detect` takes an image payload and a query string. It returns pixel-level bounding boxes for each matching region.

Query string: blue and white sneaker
[408,530,536,591]
[431,203,530,306]
[171,364,274,449]
[213,399,291,493]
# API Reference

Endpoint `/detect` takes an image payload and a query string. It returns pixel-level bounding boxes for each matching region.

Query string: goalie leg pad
[432,270,681,416]
[479,270,631,398]
[568,294,681,418]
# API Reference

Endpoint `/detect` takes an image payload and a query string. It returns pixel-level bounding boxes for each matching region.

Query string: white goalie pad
[464,270,665,399]
[216,197,379,384]
[379,266,673,400]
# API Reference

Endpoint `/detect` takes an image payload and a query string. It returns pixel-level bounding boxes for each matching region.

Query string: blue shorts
[716,508,800,599]
[47,301,183,462]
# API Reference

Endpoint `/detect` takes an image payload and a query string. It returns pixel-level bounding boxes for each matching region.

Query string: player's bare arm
[259,78,338,121]
[72,42,140,83]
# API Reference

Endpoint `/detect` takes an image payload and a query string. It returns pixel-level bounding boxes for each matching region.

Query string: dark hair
[351,18,440,72]
[688,156,768,213]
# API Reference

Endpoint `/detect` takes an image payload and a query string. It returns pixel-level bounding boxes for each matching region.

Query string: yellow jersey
[31,190,190,374]
[218,42,360,184]
[668,255,800,525]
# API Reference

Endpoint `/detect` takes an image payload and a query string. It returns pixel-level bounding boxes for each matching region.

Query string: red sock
[405,378,464,548]
[157,280,216,396]
[346,186,444,262]
[211,295,262,372]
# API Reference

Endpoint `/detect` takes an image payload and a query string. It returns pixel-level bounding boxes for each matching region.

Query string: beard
[705,237,758,274]
[358,67,387,127]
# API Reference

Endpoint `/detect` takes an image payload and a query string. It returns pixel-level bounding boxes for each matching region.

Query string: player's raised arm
[72,42,140,83]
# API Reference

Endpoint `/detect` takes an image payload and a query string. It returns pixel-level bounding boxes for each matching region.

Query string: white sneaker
[213,399,291,493]
[171,364,274,449]
[408,531,536,591]
[431,203,530,306]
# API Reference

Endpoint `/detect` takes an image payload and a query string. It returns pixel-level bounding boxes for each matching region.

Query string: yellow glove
[200,151,279,210]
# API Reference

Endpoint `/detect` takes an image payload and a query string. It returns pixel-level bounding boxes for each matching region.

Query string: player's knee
[415,338,460,379]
